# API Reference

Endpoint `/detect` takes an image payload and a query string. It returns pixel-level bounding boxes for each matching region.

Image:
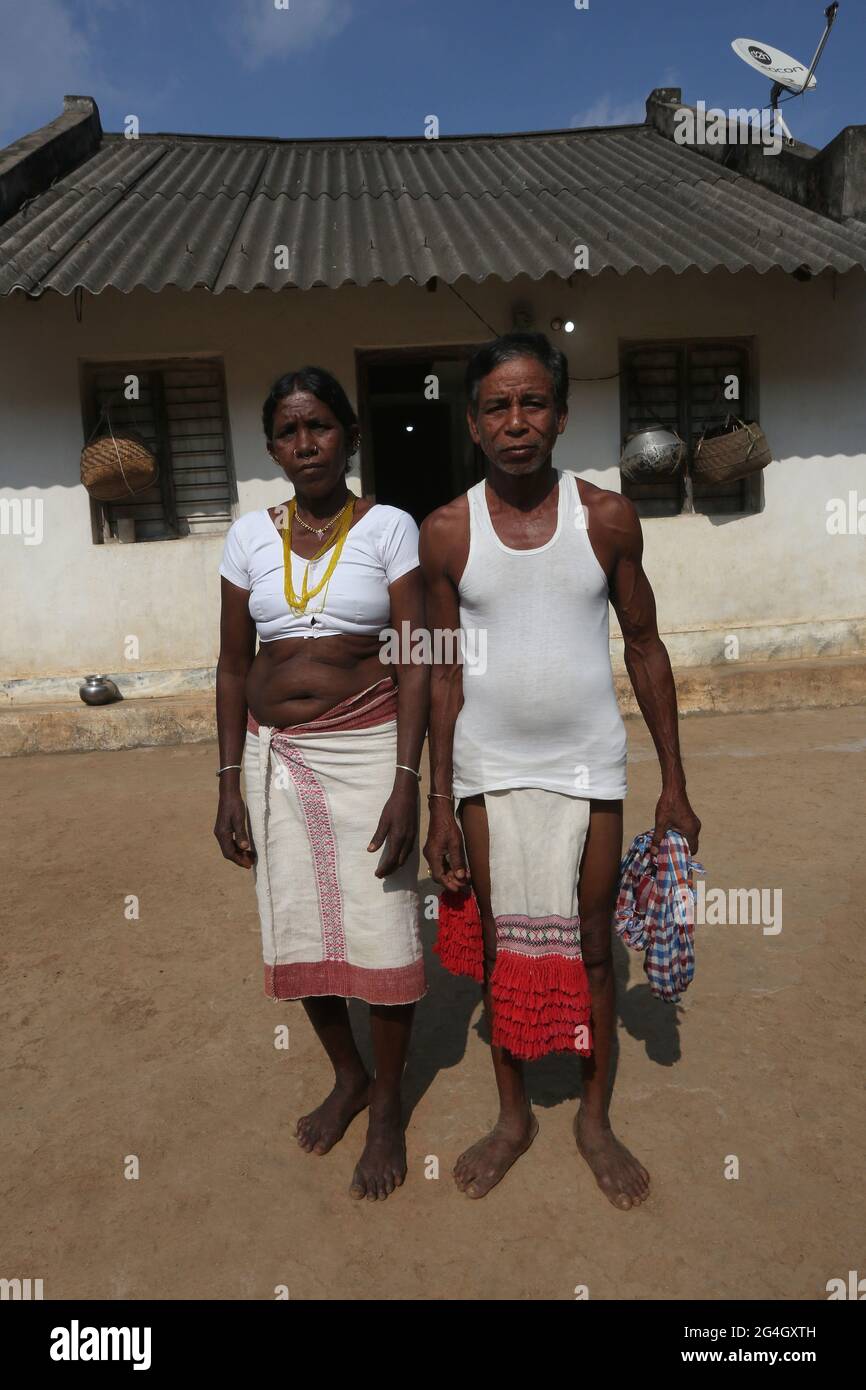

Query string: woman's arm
[367,566,429,878]
[214,576,257,868]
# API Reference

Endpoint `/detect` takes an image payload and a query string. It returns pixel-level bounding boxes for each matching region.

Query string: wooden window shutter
[620,344,684,517]
[620,339,758,517]
[83,358,236,541]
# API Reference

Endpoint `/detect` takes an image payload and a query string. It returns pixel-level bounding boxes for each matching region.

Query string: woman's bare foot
[453,1113,539,1199]
[296,1074,370,1155]
[574,1108,650,1210]
[349,1103,407,1200]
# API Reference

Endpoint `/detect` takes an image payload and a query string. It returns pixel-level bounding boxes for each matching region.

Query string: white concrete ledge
[2,655,865,757]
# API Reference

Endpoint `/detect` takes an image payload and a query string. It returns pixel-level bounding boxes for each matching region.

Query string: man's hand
[423,800,470,892]
[368,782,419,879]
[651,785,701,858]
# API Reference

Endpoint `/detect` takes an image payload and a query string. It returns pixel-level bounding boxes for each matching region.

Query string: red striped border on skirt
[265,959,426,1004]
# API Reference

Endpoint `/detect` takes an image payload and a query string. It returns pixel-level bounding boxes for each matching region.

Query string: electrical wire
[442,281,621,382]
[443,281,501,336]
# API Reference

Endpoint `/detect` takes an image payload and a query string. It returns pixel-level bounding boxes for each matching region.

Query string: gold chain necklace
[283,497,355,614]
[293,501,349,538]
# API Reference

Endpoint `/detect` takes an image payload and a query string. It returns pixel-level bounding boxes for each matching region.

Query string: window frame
[618,335,764,518]
[79,354,238,544]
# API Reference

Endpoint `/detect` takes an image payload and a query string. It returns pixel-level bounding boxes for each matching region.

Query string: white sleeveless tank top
[452,468,627,800]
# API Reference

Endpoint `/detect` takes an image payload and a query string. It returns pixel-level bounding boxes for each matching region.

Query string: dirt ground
[2,705,865,1301]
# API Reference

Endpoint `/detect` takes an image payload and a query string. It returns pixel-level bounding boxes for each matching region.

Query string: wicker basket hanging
[80,408,158,502]
[692,418,772,485]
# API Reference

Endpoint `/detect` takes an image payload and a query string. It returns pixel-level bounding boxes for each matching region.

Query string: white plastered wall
[0,266,864,700]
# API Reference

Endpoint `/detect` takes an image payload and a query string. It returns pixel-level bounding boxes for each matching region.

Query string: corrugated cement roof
[3,123,866,295]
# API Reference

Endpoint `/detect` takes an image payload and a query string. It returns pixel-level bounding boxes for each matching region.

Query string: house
[1,89,865,734]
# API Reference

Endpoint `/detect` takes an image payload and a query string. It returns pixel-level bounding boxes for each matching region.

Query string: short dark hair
[465,332,569,416]
[262,367,358,471]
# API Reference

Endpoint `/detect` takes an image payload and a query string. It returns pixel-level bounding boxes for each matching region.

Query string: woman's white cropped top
[219,505,420,641]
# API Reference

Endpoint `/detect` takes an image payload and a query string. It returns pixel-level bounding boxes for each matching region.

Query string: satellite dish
[731,39,817,94]
[731,4,839,109]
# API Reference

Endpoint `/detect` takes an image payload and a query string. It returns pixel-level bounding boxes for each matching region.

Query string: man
[419,332,701,1209]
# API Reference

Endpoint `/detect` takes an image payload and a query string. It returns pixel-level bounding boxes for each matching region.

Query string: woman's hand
[367,782,418,879]
[423,799,469,892]
[214,790,256,869]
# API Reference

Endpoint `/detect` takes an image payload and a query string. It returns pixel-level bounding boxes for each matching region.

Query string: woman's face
[267,390,357,496]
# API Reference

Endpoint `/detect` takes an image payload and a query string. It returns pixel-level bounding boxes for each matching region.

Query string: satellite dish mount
[773,2,839,109]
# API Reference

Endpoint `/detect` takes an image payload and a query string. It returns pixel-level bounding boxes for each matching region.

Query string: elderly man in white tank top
[420,332,701,1209]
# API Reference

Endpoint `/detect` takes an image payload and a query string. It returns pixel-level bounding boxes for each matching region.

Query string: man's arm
[605,493,701,855]
[418,506,469,891]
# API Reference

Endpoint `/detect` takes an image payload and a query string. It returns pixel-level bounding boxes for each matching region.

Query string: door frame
[355,342,481,498]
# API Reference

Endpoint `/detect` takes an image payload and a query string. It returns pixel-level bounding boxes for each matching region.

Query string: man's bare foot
[349,1105,407,1200]
[574,1109,650,1210]
[296,1074,370,1155]
[453,1113,539,1199]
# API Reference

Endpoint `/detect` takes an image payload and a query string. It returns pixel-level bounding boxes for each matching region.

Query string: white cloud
[570,95,647,130]
[0,0,181,151]
[0,0,101,143]
[225,0,353,70]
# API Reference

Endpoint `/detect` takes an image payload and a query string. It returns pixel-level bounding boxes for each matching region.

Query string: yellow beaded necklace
[283,496,355,614]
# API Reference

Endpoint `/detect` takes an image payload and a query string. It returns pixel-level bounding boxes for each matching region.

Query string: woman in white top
[215,366,427,1201]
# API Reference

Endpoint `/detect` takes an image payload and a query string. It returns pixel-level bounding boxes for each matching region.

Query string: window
[81,358,236,541]
[619,339,762,517]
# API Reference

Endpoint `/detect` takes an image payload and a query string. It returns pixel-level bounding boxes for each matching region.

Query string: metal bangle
[217,764,242,776]
[395,764,421,780]
[427,792,454,801]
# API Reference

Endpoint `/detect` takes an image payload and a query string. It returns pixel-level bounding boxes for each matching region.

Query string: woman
[215,366,428,1201]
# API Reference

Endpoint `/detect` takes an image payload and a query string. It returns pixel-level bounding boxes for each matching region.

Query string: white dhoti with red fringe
[243,680,425,1006]
[436,787,593,1060]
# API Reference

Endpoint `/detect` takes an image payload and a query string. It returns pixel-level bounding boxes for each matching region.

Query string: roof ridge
[98,124,651,149]
[50,183,645,207]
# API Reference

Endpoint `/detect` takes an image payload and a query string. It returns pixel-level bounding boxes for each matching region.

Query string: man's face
[467,356,567,477]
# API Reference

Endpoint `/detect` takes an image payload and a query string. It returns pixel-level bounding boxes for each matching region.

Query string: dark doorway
[356,346,484,525]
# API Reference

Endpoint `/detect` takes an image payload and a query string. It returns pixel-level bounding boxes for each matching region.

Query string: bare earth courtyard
[3,705,864,1301]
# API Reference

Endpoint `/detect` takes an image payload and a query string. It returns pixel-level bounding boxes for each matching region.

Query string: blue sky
[0,0,861,151]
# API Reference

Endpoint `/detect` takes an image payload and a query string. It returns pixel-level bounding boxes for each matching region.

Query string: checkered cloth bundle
[615,830,704,1002]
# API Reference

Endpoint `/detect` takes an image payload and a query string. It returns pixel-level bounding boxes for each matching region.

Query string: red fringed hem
[434,888,484,983]
[491,950,593,1061]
